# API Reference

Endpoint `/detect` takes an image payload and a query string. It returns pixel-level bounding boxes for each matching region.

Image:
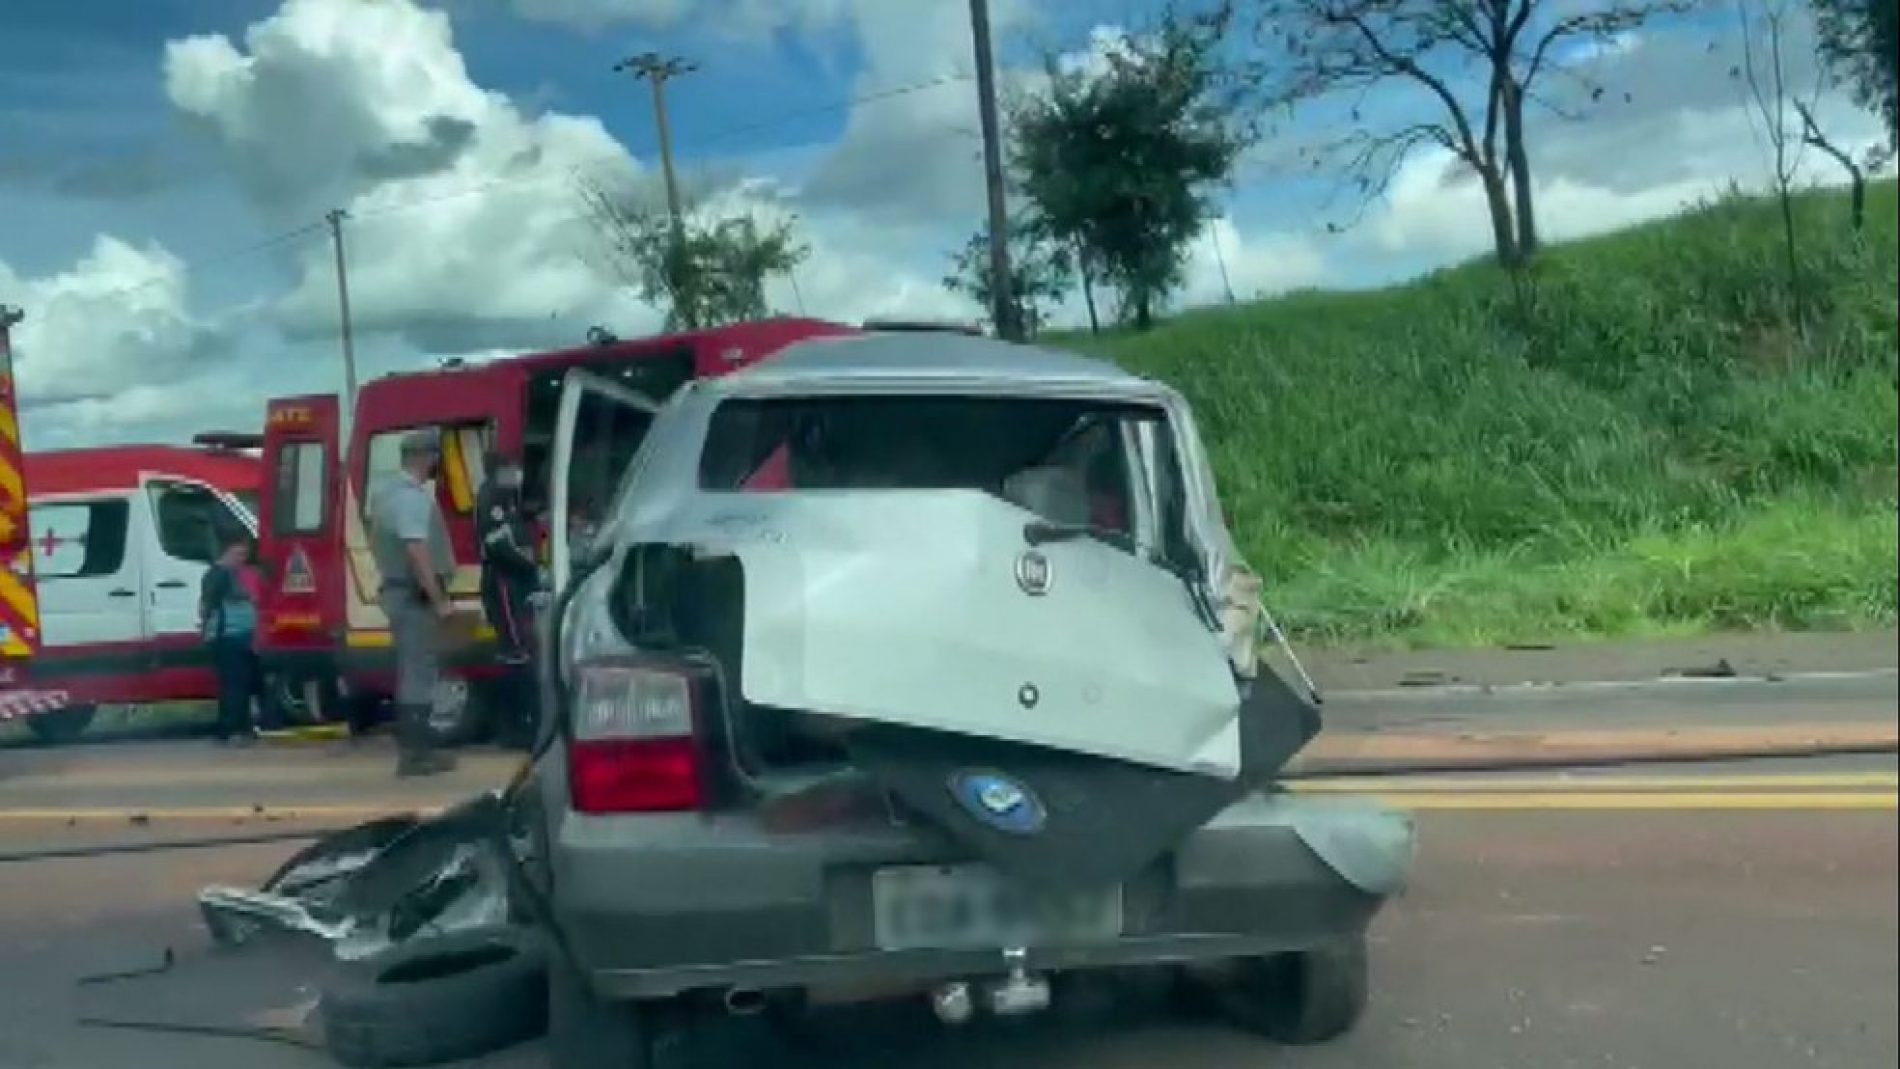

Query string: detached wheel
[319,927,549,1068]
[1202,935,1370,1045]
[27,704,95,745]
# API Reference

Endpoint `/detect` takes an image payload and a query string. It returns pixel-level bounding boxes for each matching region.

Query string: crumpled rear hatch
[716,491,1321,889]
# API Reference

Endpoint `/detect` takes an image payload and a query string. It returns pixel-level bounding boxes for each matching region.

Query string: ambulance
[253,317,857,740]
[2,443,263,743]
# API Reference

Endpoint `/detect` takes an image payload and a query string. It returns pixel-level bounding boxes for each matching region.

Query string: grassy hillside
[1061,181,1898,649]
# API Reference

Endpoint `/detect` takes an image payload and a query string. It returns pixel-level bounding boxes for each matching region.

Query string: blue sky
[0,0,1886,449]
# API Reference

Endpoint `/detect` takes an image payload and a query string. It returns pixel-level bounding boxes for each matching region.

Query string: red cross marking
[39,528,83,558]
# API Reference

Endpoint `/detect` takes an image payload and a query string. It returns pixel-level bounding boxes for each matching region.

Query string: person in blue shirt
[200,533,262,745]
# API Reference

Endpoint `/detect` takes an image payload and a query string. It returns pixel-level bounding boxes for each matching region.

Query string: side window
[362,421,493,522]
[29,500,130,579]
[148,482,250,565]
[1139,420,1197,573]
[272,441,328,536]
[568,391,654,545]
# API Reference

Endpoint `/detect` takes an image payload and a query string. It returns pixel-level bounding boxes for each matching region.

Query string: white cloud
[794,0,1037,223]
[1362,85,1890,264]
[508,0,692,31]
[164,0,642,354]
[0,237,227,414]
[1182,217,1328,305]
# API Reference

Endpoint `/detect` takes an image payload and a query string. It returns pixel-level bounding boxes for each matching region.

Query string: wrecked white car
[520,331,1416,1066]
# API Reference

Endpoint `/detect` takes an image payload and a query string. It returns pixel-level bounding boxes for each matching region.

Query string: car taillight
[567,661,705,814]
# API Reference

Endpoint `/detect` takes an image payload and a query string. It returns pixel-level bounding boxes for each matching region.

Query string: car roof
[26,445,262,498]
[706,331,1155,396]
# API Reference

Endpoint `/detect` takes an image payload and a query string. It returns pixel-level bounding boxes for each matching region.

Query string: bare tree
[1735,0,1812,329]
[1227,0,1690,267]
[1793,100,1872,230]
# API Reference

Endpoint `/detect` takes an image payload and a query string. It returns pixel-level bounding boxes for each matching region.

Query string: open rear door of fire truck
[254,394,346,723]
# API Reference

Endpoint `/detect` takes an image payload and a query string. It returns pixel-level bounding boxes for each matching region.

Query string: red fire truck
[253,318,857,740]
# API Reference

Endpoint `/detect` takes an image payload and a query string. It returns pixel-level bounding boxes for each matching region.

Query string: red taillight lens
[566,661,704,814]
[570,737,704,813]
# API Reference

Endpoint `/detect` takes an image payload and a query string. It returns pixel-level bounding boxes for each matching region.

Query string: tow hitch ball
[931,947,1051,1025]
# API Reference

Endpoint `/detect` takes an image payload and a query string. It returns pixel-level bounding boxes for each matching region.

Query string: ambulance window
[149,482,249,565]
[29,499,129,579]
[273,441,327,536]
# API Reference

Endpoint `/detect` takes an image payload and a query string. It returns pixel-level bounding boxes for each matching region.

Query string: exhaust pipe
[722,988,767,1017]
[931,981,976,1025]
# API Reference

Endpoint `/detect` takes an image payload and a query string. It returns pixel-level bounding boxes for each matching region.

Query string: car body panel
[537,331,1414,998]
[544,791,1413,997]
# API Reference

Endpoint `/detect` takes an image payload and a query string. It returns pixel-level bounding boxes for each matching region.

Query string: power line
[32,221,328,311]
[344,70,975,226]
[24,71,983,312]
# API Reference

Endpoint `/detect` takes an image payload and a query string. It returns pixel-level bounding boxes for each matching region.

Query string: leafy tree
[580,179,809,331]
[1809,0,1897,148]
[1009,9,1248,330]
[1224,0,1690,267]
[943,218,1075,337]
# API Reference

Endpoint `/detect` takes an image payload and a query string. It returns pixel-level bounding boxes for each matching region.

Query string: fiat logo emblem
[1015,550,1051,596]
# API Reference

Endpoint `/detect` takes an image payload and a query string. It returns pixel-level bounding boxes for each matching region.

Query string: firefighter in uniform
[475,452,541,749]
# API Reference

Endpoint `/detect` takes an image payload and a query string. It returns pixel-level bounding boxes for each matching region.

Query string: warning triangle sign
[282,546,317,595]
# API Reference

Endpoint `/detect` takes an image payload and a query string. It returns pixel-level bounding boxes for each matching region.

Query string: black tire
[319,927,549,1068]
[548,956,666,1069]
[1203,935,1370,1045]
[263,673,343,727]
[26,704,95,745]
[428,678,489,747]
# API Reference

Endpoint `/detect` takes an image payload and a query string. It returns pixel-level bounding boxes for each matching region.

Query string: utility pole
[324,208,359,419]
[968,0,1019,341]
[1210,225,1237,305]
[614,51,700,329]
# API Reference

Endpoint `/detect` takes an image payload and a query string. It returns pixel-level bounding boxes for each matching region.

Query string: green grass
[1055,181,1899,649]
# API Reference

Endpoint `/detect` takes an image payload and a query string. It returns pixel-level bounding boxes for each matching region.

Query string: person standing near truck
[474,451,541,750]
[368,428,458,778]
[200,533,264,745]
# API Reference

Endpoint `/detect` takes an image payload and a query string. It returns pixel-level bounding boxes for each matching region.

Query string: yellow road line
[0,804,447,823]
[2,790,1895,823]
[1293,773,1900,793]
[1371,791,1897,811]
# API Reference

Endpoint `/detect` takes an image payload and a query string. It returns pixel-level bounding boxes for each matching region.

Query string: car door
[140,476,256,697]
[549,369,659,593]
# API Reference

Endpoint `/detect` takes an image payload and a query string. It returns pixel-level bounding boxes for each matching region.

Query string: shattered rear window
[697,394,1173,533]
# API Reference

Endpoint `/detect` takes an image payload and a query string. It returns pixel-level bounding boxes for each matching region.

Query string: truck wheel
[427,678,490,746]
[548,956,691,1069]
[264,674,343,726]
[1202,935,1370,1045]
[319,927,549,1068]
[27,704,96,746]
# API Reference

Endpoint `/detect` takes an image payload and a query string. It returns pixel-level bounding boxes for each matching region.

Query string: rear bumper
[549,792,1415,1000]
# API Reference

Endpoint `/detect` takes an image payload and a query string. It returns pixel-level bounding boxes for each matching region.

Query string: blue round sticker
[947,769,1048,836]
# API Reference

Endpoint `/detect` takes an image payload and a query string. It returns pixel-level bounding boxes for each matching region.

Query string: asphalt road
[0,754,1892,1069]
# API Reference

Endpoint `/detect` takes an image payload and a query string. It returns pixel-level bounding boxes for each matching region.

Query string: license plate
[871,864,1123,951]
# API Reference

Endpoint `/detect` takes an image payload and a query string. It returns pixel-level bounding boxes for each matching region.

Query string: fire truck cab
[254,317,857,739]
